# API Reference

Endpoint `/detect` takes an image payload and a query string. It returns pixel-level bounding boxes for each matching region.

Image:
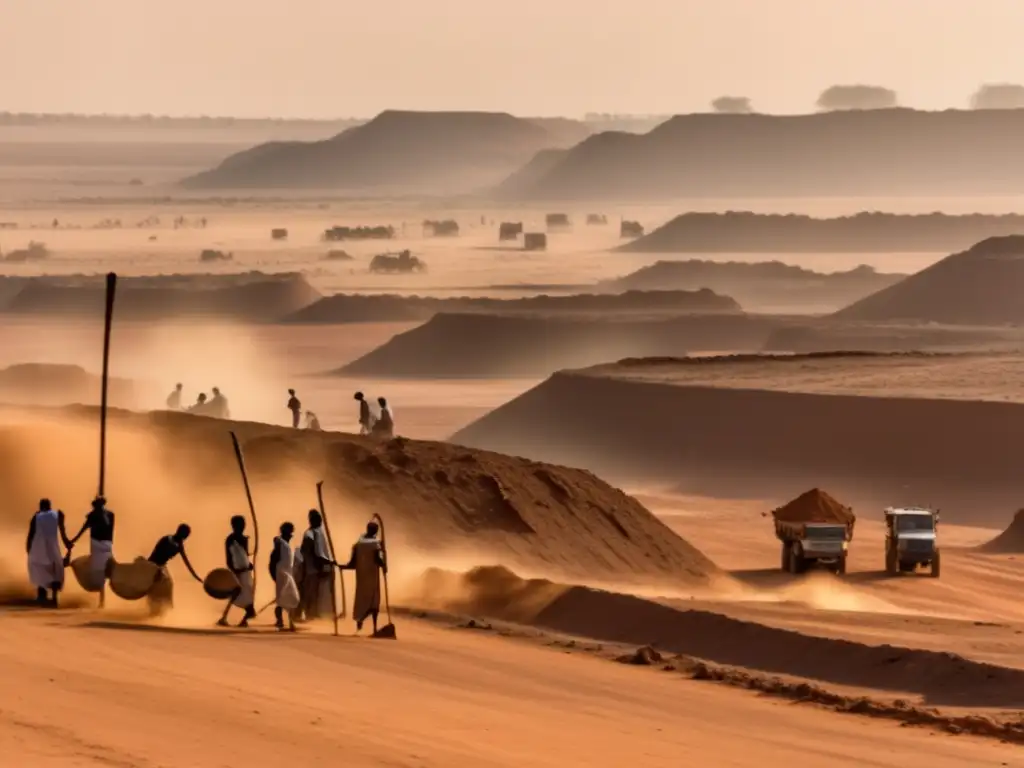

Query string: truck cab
[884,507,940,577]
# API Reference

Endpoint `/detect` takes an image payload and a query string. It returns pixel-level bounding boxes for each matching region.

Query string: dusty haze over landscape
[5,2,1024,766]
[7,0,1024,117]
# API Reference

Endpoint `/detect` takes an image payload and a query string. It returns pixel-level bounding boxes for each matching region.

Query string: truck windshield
[896,515,934,532]
[805,526,847,539]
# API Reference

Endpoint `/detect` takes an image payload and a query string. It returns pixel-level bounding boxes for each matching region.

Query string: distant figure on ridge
[26,499,71,607]
[355,391,372,434]
[68,497,115,607]
[189,393,209,415]
[166,383,184,411]
[209,387,230,419]
[305,411,322,431]
[372,397,394,440]
[287,389,301,428]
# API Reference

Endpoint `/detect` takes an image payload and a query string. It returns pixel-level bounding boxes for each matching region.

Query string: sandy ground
[6,613,1017,768]
[6,140,1024,766]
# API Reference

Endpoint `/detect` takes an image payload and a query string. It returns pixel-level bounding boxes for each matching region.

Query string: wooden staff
[98,272,117,497]
[229,432,259,599]
[316,481,343,637]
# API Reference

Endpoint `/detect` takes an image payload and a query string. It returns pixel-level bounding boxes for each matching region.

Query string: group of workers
[165,383,395,439]
[26,497,389,634]
[166,383,231,419]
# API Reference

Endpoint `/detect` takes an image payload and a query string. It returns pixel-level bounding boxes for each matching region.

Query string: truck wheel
[930,552,941,578]
[781,542,791,571]
[885,547,898,576]
[788,545,801,575]
[836,555,847,575]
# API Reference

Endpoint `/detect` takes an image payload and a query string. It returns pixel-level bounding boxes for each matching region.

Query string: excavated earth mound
[835,235,1024,325]
[616,212,1024,254]
[0,406,717,587]
[978,509,1024,554]
[284,288,741,324]
[337,312,780,378]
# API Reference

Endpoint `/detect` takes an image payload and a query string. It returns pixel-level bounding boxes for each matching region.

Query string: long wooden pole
[316,481,341,637]
[229,432,259,599]
[98,272,117,497]
[371,512,393,627]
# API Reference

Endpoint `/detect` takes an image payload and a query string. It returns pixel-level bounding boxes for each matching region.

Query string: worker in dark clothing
[146,524,200,615]
[287,389,301,428]
[68,497,116,607]
[355,391,372,434]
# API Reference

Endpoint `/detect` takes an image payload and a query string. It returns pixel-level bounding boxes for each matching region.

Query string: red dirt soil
[771,488,855,525]
[978,509,1024,553]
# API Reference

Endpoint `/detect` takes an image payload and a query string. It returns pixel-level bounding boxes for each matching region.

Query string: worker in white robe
[26,499,70,607]
[297,509,334,621]
[339,521,387,634]
[217,515,256,628]
[269,522,301,631]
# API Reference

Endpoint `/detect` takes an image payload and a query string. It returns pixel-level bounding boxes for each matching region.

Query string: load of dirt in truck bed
[771,488,855,525]
[978,509,1024,553]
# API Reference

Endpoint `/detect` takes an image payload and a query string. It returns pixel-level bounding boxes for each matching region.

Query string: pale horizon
[3,0,1024,119]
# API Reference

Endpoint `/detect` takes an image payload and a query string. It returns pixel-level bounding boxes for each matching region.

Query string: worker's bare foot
[216,618,230,627]
[238,618,249,628]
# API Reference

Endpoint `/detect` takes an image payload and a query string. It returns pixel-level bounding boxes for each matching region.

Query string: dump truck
[775,519,853,574]
[771,489,855,575]
[884,507,940,577]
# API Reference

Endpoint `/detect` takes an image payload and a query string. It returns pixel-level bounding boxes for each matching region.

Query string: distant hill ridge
[183,110,590,192]
[618,212,1024,254]
[497,109,1024,200]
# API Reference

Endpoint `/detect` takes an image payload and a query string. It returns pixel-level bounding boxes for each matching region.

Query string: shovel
[370,512,396,639]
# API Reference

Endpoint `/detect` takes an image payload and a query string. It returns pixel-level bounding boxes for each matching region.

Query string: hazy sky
[3,0,1024,118]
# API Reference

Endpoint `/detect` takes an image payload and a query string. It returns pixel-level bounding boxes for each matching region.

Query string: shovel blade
[372,623,397,639]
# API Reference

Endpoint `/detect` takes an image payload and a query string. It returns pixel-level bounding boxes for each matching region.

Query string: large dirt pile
[0,272,319,322]
[978,510,1024,553]
[771,488,855,524]
[0,406,717,587]
[284,288,741,324]
[337,312,780,377]
[603,260,902,313]
[834,236,1024,325]
[498,109,1024,200]
[616,212,1024,254]
[451,357,1024,524]
[182,110,589,193]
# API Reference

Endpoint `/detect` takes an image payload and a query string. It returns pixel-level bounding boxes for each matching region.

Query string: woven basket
[108,557,161,601]
[203,568,240,600]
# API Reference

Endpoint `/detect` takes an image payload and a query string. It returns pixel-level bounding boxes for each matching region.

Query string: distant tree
[711,96,754,114]
[970,83,1024,110]
[816,85,898,111]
